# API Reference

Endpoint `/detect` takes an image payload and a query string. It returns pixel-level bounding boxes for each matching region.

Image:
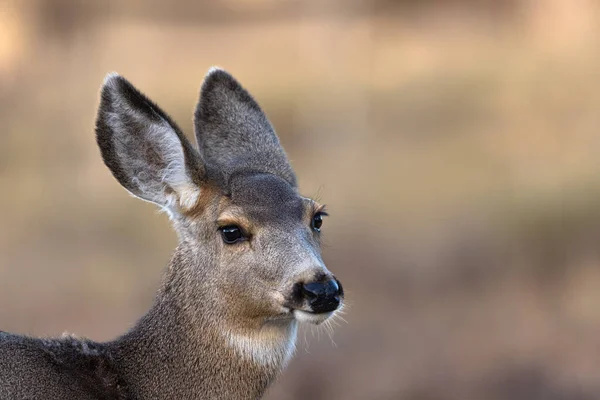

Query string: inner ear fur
[95,73,205,212]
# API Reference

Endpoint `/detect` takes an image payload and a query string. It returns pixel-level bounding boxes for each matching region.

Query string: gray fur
[0,68,344,399]
[195,68,297,187]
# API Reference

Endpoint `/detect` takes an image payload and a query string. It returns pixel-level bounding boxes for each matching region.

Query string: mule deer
[0,68,344,399]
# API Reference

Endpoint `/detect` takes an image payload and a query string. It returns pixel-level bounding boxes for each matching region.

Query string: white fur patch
[154,122,200,211]
[293,310,334,325]
[226,321,298,367]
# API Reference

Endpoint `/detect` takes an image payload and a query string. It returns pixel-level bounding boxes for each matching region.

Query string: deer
[0,68,344,399]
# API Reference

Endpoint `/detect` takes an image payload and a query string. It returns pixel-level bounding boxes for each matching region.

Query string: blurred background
[1,0,600,399]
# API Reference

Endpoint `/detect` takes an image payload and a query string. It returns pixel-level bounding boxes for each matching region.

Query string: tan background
[2,1,600,399]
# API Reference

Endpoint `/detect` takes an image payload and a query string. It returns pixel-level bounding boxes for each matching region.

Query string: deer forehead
[223,173,307,225]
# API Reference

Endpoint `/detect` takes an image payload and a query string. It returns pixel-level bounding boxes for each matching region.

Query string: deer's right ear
[95,73,204,212]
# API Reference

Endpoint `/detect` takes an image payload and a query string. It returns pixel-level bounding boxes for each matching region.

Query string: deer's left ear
[95,73,205,213]
[194,68,297,187]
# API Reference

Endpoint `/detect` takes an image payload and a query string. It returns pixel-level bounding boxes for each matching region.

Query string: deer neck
[108,248,297,400]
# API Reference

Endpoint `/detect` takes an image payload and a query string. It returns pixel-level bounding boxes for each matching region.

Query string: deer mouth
[268,307,336,325]
[292,309,334,325]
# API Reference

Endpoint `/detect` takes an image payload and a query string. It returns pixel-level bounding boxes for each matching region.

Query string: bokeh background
[2,0,600,399]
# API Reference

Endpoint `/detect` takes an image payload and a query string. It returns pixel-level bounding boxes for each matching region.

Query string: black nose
[301,279,342,313]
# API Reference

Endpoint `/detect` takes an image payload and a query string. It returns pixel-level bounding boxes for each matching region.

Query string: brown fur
[183,183,223,218]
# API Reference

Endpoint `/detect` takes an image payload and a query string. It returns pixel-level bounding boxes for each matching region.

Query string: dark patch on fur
[41,335,128,400]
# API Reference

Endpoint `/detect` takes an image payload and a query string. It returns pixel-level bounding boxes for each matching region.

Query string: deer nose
[301,279,342,313]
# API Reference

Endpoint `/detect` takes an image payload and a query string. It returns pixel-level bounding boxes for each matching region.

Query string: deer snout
[301,278,343,313]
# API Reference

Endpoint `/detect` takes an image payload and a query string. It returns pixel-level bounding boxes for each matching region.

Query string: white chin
[293,310,333,325]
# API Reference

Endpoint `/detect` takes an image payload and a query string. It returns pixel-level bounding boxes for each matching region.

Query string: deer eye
[220,225,244,244]
[312,213,325,232]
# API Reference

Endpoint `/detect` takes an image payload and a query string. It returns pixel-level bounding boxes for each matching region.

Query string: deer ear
[194,68,296,186]
[95,73,204,212]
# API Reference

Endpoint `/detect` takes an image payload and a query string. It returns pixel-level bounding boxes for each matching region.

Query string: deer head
[95,68,344,368]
